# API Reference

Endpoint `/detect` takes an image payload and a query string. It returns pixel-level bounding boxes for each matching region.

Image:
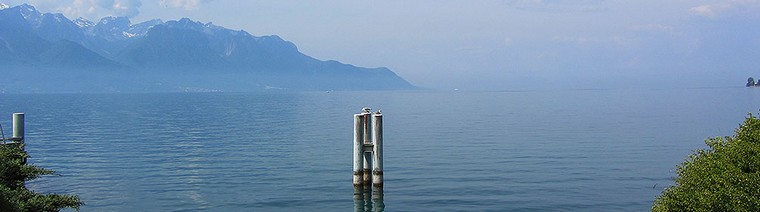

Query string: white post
[353,114,364,188]
[362,107,372,143]
[361,108,372,185]
[363,151,372,185]
[372,111,383,187]
[12,113,24,142]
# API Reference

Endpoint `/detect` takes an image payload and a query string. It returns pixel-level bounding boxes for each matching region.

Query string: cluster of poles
[353,108,384,212]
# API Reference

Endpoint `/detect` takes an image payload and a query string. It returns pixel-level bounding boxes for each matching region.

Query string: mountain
[117,19,225,69]
[39,40,123,68]
[0,4,415,93]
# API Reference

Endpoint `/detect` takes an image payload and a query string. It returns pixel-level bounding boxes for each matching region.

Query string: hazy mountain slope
[39,40,123,68]
[0,4,416,92]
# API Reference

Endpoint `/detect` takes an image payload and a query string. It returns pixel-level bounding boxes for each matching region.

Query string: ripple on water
[2,89,757,211]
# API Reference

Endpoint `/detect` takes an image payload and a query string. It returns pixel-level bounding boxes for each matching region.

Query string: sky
[3,0,760,90]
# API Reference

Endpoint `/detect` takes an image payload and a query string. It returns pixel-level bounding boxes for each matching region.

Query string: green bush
[0,143,82,211]
[653,114,760,211]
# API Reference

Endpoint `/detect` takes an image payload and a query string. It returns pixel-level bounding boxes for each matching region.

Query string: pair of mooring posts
[353,108,384,212]
[1,113,25,144]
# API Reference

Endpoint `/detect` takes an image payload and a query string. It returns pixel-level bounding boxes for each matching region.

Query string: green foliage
[0,143,83,212]
[653,114,760,211]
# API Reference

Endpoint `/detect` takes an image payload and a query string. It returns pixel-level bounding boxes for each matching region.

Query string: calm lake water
[2,87,760,211]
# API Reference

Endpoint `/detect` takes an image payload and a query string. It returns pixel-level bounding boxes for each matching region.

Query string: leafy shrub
[0,143,82,211]
[653,114,760,211]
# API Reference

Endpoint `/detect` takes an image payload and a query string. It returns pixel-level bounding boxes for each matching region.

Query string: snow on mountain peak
[128,19,163,36]
[50,13,65,22]
[0,3,9,10]
[14,4,43,26]
[123,31,136,38]
[75,17,95,28]
[18,4,38,14]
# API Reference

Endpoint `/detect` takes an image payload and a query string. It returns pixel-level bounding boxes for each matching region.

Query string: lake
[2,87,759,211]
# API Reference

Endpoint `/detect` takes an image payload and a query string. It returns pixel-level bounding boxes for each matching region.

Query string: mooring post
[353,114,365,188]
[363,151,372,185]
[372,111,383,188]
[361,108,373,185]
[12,113,24,143]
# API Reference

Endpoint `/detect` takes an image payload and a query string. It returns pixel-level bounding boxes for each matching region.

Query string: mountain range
[0,4,415,92]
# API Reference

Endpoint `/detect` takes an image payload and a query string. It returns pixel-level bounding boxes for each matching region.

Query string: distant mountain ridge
[0,4,415,92]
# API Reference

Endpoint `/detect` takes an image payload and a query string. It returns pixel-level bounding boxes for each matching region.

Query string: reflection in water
[354,186,384,212]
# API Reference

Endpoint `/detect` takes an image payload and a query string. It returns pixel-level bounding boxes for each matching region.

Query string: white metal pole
[353,114,364,187]
[364,151,372,185]
[361,108,372,185]
[12,113,24,142]
[362,107,372,144]
[372,112,383,187]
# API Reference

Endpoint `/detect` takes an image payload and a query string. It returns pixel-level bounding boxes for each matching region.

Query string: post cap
[362,107,372,113]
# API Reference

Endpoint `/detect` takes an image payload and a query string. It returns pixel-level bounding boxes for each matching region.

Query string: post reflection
[354,185,384,212]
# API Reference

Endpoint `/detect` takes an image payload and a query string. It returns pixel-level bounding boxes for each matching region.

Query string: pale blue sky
[5,0,760,90]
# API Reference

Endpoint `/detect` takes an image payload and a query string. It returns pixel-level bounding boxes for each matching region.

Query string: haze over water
[4,0,759,90]
[2,87,758,211]
[2,1,759,211]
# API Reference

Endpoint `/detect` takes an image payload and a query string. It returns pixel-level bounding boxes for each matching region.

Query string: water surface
[1,87,759,211]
